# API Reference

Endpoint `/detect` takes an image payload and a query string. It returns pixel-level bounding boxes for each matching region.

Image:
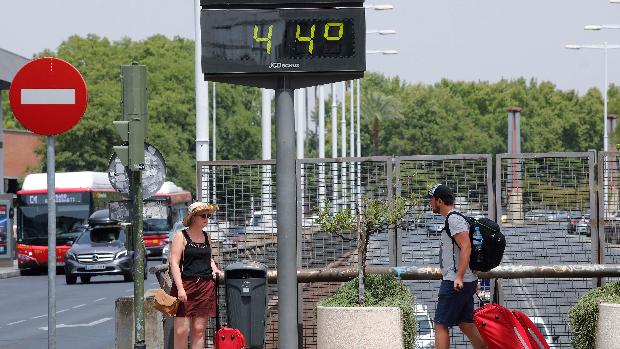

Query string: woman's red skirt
[170,276,217,318]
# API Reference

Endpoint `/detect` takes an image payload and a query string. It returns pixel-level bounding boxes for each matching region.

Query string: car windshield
[416,315,433,335]
[77,227,125,244]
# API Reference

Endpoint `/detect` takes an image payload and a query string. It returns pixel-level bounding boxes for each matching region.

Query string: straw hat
[183,202,219,227]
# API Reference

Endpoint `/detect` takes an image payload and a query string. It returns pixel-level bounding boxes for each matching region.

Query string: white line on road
[124,288,133,292]
[38,317,112,330]
[56,309,69,314]
[7,320,26,326]
[93,297,106,303]
[31,314,47,320]
[72,304,86,309]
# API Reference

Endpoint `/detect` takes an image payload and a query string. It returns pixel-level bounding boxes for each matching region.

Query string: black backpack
[444,211,505,272]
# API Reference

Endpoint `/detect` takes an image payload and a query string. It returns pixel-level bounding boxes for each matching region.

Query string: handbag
[153,288,179,317]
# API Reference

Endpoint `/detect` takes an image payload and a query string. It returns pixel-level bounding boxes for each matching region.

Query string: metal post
[340,82,347,202]
[604,43,609,218]
[0,94,4,194]
[275,80,298,349]
[47,136,56,349]
[194,0,210,196]
[318,85,326,210]
[356,79,361,203]
[261,89,272,211]
[212,82,217,203]
[132,169,146,349]
[331,83,338,209]
[349,81,355,209]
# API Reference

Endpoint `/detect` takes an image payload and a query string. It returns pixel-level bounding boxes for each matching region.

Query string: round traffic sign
[9,57,88,136]
[107,142,166,199]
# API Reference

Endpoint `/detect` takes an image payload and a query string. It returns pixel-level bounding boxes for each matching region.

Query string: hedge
[569,281,620,349]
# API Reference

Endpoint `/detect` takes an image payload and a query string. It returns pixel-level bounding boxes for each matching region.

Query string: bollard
[115,289,163,349]
[595,303,620,349]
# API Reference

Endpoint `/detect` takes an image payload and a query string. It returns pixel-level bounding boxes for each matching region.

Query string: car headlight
[66,251,77,261]
[115,250,128,259]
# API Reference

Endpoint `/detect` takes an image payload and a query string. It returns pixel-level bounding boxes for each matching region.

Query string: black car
[64,209,146,284]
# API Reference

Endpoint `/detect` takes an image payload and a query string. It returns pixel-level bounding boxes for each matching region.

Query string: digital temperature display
[201,7,365,75]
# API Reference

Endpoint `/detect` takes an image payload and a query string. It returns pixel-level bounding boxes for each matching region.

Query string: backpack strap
[444,211,470,273]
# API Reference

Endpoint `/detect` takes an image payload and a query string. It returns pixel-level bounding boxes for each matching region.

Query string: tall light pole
[565,43,620,152]
[194,0,209,201]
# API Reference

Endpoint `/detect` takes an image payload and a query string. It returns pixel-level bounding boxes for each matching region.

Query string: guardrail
[150,263,620,285]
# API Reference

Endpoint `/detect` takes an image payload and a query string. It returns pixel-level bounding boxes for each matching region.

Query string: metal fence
[496,152,596,348]
[197,152,612,349]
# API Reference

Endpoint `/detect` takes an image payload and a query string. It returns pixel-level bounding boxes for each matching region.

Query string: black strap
[444,211,469,273]
[215,274,220,330]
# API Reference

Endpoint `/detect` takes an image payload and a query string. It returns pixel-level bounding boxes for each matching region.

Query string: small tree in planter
[316,196,411,305]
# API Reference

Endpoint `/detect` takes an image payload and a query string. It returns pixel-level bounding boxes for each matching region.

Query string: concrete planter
[316,305,403,349]
[595,303,620,349]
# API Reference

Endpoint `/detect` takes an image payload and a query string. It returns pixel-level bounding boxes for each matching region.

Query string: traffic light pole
[114,63,148,349]
[131,169,146,349]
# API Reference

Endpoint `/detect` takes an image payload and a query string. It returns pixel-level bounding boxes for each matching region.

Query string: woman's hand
[212,269,224,279]
[177,288,187,303]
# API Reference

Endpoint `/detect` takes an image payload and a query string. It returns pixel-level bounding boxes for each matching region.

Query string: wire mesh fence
[395,154,493,348]
[197,152,607,349]
[497,152,596,348]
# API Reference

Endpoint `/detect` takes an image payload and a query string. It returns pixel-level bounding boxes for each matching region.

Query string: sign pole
[275,78,299,348]
[132,169,145,349]
[47,136,56,349]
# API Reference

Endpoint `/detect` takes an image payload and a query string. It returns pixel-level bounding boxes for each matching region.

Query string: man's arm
[453,231,471,288]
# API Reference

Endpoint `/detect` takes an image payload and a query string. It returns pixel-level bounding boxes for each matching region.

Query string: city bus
[16,171,192,271]
[140,181,192,256]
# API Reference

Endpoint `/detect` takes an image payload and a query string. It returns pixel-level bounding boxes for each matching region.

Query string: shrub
[569,281,620,349]
[319,274,417,349]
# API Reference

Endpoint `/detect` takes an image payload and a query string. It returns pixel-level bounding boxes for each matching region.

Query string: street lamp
[585,24,620,30]
[364,4,394,10]
[366,29,397,35]
[565,43,620,152]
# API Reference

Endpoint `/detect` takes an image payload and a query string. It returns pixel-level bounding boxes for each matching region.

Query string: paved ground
[0,259,160,349]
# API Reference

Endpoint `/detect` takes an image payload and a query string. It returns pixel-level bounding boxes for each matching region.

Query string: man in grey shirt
[427,184,486,349]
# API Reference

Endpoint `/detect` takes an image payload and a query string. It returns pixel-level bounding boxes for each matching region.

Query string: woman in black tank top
[169,202,223,349]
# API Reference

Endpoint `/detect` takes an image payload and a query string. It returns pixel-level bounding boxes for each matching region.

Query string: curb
[0,270,20,279]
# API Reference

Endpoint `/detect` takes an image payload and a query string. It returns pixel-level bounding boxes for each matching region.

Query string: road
[0,259,161,349]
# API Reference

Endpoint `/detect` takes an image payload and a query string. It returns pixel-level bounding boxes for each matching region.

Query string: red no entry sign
[9,57,87,136]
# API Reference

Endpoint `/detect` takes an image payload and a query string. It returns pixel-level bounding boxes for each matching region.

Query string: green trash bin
[224,261,267,349]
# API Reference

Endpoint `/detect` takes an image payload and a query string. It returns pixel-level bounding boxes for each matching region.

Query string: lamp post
[565,43,620,152]
[566,43,620,218]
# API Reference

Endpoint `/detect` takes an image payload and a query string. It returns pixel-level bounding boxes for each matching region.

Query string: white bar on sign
[21,89,76,105]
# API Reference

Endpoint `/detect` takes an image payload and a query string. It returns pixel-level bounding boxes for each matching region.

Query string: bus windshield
[19,204,90,246]
[144,218,171,232]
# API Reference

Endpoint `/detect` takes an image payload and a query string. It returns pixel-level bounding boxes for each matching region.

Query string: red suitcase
[214,275,247,349]
[215,326,246,349]
[512,310,550,349]
[474,303,533,349]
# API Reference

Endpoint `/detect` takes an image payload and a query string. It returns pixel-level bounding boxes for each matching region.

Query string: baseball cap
[425,184,454,201]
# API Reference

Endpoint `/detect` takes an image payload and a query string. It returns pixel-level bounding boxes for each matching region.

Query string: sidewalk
[0,259,19,279]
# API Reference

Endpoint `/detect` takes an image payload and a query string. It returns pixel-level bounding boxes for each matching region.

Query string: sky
[3,0,620,94]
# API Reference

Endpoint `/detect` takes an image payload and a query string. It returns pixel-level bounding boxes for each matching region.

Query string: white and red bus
[140,182,192,256]
[16,172,191,271]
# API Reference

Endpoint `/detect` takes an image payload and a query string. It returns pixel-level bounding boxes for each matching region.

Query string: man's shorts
[434,279,478,327]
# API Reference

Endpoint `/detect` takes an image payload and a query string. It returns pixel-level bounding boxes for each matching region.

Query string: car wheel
[124,273,134,282]
[65,273,77,285]
[80,276,91,284]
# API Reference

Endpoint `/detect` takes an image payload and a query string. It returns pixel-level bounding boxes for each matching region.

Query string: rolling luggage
[474,303,531,349]
[214,275,247,349]
[512,310,550,349]
[474,303,549,349]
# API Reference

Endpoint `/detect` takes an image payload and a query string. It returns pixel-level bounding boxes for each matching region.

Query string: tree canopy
[2,34,618,194]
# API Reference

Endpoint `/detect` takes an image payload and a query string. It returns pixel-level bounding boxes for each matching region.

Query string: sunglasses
[196,213,210,219]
